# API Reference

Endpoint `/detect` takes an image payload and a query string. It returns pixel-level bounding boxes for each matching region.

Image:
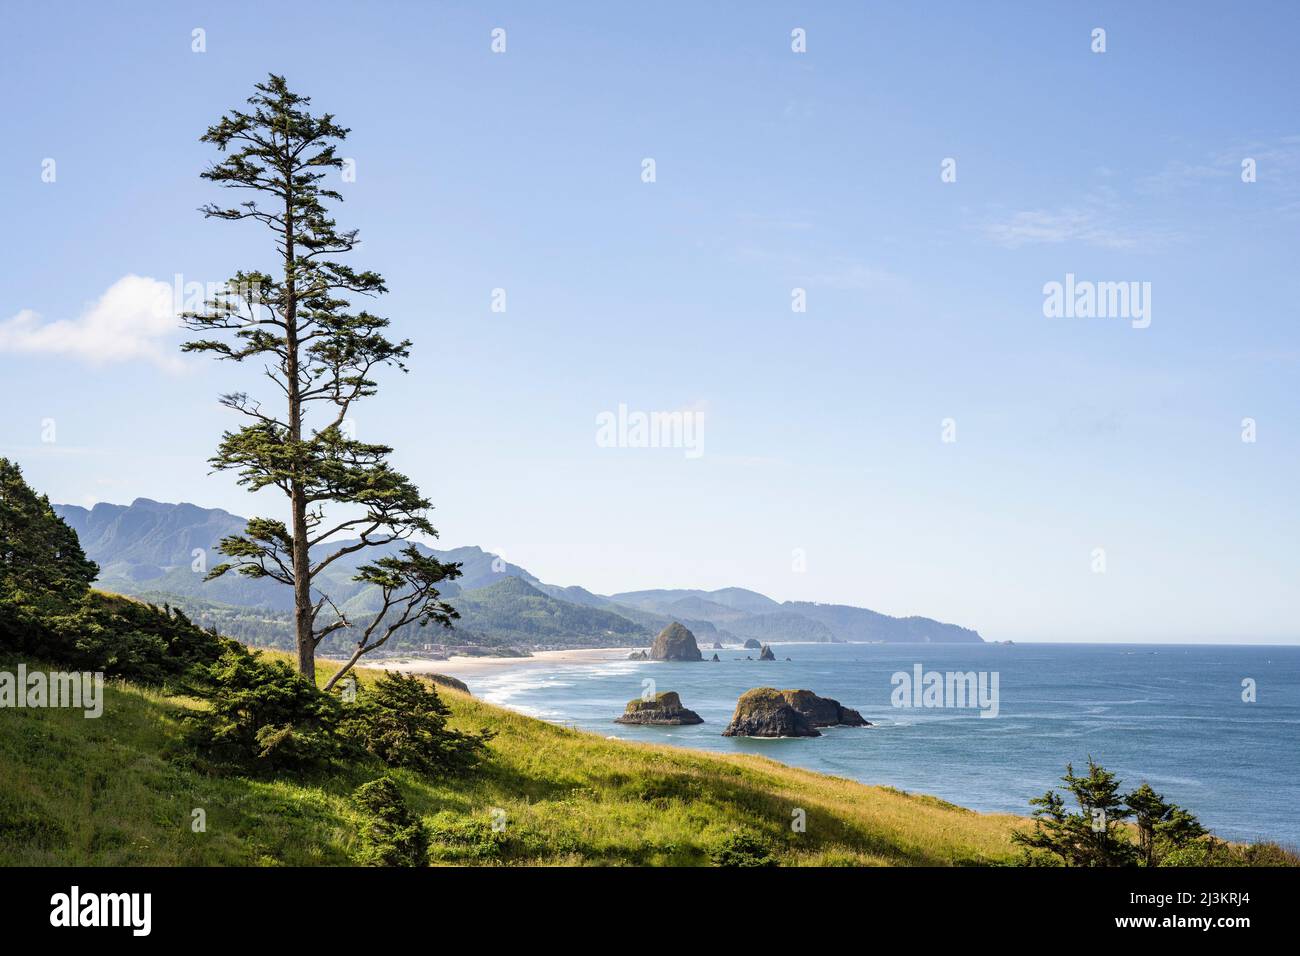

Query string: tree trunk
[282,130,314,683]
[291,488,314,682]
[321,643,366,693]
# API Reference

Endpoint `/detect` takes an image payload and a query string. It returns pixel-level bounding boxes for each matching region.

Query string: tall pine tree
[0,457,98,646]
[184,75,460,686]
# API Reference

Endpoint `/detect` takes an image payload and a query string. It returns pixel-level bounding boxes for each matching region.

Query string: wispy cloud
[1138,136,1300,214]
[797,260,899,290]
[0,275,184,372]
[983,203,1170,250]
[982,186,1184,251]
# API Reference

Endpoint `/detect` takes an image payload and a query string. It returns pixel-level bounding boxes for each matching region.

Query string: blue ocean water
[462,643,1300,846]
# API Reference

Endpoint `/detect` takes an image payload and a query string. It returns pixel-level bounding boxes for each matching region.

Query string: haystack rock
[758,644,776,661]
[743,638,762,650]
[722,688,820,737]
[615,691,703,725]
[650,622,703,661]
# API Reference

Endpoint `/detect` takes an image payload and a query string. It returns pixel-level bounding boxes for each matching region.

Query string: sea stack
[743,638,762,650]
[723,688,872,737]
[722,688,820,737]
[780,689,870,727]
[650,622,703,661]
[615,691,703,725]
[758,644,776,661]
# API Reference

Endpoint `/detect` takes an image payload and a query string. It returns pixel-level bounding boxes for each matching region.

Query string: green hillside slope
[0,653,1027,866]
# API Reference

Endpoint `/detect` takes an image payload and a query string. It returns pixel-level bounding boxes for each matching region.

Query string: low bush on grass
[351,775,428,867]
[340,671,493,775]
[184,646,344,774]
[709,830,778,867]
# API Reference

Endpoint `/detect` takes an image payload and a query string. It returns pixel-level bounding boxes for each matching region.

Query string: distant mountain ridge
[54,498,984,648]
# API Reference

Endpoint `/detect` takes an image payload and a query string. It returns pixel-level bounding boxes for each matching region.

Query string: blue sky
[1,1,1297,642]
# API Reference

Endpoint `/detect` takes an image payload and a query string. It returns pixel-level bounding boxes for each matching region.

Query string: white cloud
[0,274,183,371]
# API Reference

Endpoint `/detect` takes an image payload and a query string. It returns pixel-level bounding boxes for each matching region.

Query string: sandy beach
[358,647,639,678]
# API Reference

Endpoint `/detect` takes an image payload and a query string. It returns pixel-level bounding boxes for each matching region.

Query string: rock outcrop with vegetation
[722,688,821,737]
[425,673,470,694]
[723,687,871,737]
[614,691,703,725]
[650,622,703,661]
[781,689,870,727]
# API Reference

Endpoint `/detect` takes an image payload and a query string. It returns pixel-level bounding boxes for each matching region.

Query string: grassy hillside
[0,652,1026,866]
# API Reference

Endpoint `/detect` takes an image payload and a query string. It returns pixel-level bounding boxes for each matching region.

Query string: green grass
[0,652,1042,866]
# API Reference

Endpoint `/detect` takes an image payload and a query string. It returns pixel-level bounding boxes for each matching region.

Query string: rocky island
[615,691,704,725]
[722,687,872,737]
[650,622,703,661]
[781,689,870,727]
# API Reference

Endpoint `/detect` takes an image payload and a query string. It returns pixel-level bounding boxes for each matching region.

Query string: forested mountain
[53,499,984,649]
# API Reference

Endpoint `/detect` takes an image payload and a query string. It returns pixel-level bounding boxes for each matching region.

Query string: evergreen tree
[183,75,460,685]
[185,645,344,773]
[351,775,429,867]
[341,671,493,774]
[1126,782,1208,866]
[0,457,98,647]
[1013,757,1137,866]
[0,457,97,604]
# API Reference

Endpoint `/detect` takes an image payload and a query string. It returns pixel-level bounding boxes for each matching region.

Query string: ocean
[457,642,1300,846]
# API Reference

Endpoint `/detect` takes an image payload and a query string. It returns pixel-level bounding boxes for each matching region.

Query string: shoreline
[355,646,640,678]
[327,643,1291,848]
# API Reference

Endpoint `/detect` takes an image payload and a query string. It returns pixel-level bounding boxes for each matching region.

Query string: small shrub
[709,830,778,867]
[352,775,428,867]
[1160,838,1300,868]
[1237,841,1300,867]
[184,646,342,774]
[340,671,493,775]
